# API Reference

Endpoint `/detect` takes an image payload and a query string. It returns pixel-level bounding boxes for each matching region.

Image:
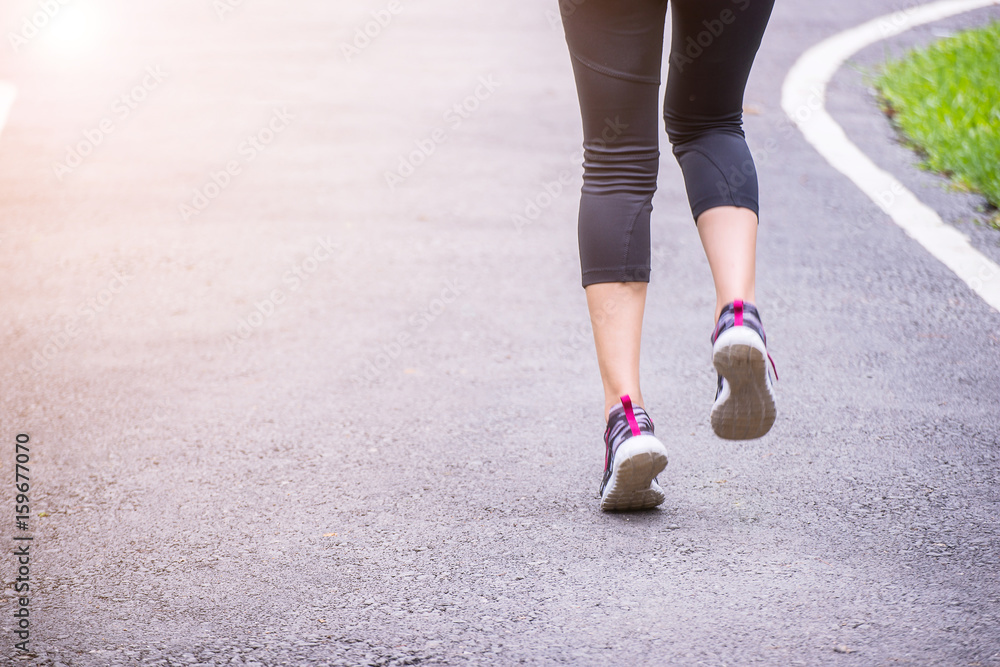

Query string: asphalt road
[1,0,999,665]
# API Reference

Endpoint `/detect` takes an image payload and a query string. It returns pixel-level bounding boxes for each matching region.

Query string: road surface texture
[1,0,999,665]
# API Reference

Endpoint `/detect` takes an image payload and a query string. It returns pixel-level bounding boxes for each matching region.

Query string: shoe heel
[711,328,775,440]
[600,435,668,512]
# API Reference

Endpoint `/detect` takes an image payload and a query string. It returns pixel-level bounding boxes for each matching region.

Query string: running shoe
[599,394,668,511]
[710,299,777,440]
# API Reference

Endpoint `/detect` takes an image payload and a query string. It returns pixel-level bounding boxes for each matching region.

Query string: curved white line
[782,0,1000,313]
[0,82,16,140]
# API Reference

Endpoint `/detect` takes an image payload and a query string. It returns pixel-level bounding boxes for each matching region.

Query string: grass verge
[874,20,1000,226]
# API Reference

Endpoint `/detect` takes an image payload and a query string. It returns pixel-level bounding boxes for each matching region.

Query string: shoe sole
[600,435,668,512]
[711,327,776,440]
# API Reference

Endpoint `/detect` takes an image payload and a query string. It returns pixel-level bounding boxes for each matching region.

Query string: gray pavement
[1,0,999,665]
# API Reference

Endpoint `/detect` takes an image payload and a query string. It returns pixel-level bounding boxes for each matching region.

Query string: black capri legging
[560,0,775,287]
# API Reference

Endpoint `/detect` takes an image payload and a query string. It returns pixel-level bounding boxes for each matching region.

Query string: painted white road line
[0,82,16,141]
[782,0,1000,313]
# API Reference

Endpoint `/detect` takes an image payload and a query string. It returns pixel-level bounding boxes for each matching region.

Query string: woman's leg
[664,0,777,440]
[662,0,775,321]
[561,0,671,510]
[697,206,757,321]
[586,281,648,422]
[560,0,668,422]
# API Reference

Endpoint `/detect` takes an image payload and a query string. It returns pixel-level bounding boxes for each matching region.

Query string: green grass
[874,20,1000,223]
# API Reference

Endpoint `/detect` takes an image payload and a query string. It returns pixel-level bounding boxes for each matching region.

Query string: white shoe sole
[600,435,668,512]
[711,327,776,440]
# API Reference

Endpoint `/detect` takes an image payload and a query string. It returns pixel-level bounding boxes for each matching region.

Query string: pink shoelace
[620,394,642,437]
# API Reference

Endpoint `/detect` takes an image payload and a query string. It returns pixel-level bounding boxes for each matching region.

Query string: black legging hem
[581,267,652,288]
[690,199,760,223]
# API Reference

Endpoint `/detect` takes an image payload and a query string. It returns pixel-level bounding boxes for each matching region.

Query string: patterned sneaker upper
[711,299,767,346]
[711,300,778,398]
[600,394,654,495]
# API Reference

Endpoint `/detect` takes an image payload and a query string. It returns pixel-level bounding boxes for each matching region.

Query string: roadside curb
[782,0,1000,313]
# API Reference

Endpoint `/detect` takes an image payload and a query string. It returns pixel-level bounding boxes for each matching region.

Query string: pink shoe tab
[620,394,642,437]
[734,299,744,326]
